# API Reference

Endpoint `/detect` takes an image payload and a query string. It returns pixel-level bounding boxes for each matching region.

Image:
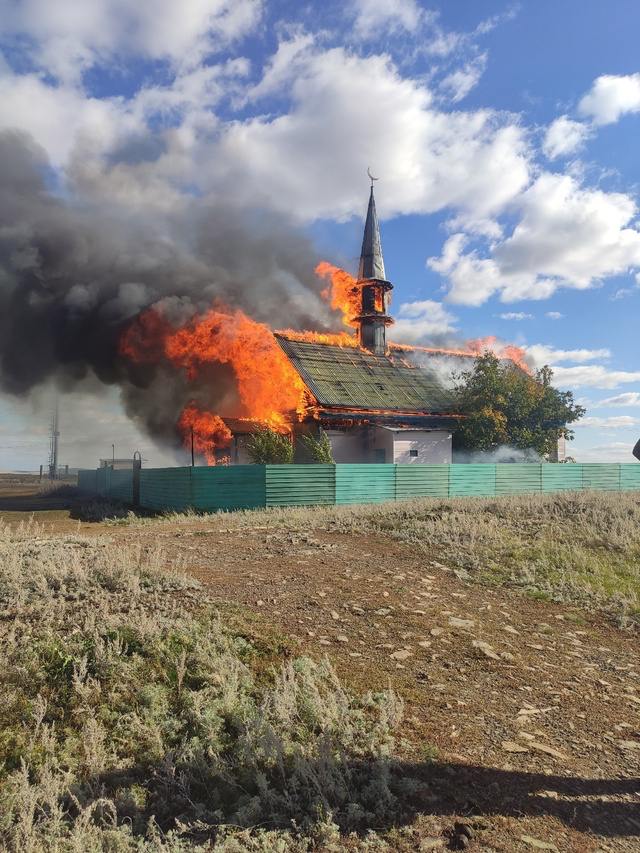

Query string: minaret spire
[358,178,386,281]
[355,172,393,355]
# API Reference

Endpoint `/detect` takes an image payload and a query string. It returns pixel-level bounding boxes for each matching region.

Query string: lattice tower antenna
[48,398,60,480]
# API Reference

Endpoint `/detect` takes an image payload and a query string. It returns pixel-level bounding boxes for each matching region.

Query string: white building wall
[388,429,452,464]
[325,430,367,463]
[326,427,452,464]
[371,426,394,463]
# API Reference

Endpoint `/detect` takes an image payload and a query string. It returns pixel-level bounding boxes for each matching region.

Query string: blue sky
[1,0,640,468]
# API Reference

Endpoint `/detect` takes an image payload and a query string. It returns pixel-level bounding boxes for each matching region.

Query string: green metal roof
[276,335,458,413]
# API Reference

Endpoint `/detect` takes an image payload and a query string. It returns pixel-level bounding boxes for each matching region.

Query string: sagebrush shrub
[0,519,406,851]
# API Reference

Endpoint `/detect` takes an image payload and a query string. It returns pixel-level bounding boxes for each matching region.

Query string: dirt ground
[1,476,639,853]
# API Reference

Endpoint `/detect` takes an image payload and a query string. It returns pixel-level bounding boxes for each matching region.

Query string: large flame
[121,305,306,462]
[276,328,359,347]
[120,262,531,464]
[315,261,361,328]
[178,403,231,465]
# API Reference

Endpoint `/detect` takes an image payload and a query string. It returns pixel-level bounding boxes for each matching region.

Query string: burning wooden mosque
[229,183,467,464]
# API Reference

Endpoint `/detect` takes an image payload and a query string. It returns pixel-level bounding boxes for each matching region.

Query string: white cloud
[206,49,530,223]
[0,72,136,168]
[543,115,591,159]
[579,73,640,125]
[392,300,457,343]
[551,365,640,389]
[572,441,639,462]
[525,344,610,367]
[433,172,640,305]
[612,287,633,300]
[351,0,422,37]
[596,392,640,407]
[440,53,487,103]
[545,311,563,319]
[0,0,262,83]
[244,31,314,103]
[575,415,639,428]
[0,58,247,177]
[498,311,533,320]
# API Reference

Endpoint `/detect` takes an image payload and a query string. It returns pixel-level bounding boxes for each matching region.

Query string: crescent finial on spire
[367,166,379,187]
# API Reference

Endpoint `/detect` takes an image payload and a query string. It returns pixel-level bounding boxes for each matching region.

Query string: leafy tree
[454,353,585,457]
[299,430,335,463]
[246,428,294,464]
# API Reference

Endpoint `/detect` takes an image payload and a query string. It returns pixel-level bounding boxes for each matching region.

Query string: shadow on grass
[0,483,80,512]
[81,758,639,845]
[0,485,156,522]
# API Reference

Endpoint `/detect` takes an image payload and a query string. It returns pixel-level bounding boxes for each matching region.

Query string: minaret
[356,179,393,355]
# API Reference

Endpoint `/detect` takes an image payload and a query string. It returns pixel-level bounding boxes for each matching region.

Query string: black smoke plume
[0,130,335,449]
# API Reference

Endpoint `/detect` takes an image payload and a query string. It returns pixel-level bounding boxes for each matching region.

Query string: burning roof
[276,334,458,414]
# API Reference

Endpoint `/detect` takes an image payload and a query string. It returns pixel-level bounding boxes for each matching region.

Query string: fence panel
[396,464,449,499]
[335,464,396,504]
[581,463,621,491]
[542,465,583,492]
[192,465,266,511]
[496,463,542,495]
[96,467,110,496]
[266,465,335,506]
[140,467,192,510]
[449,464,496,497]
[77,469,98,494]
[78,462,640,512]
[108,469,133,503]
[620,463,640,490]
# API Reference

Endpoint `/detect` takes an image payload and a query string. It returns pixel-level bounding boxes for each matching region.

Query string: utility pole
[48,398,60,480]
[190,426,195,466]
[112,443,115,466]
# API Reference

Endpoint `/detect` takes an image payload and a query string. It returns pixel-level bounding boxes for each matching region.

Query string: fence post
[132,451,142,507]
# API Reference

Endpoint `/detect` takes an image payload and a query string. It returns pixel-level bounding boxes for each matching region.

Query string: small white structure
[325,427,452,464]
[375,427,452,464]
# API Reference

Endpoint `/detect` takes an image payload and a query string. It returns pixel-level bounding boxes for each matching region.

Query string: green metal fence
[77,462,640,512]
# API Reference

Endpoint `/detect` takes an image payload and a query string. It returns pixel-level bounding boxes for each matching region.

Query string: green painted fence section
[396,464,449,498]
[77,462,640,512]
[621,464,640,490]
[107,470,133,502]
[265,465,335,506]
[495,463,542,495]
[335,464,396,504]
[542,464,584,492]
[193,466,265,511]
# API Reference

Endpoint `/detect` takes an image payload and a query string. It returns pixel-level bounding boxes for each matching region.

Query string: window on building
[409,449,418,458]
[374,448,386,463]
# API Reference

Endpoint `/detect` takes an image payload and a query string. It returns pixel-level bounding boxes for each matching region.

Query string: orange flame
[179,403,231,465]
[390,335,531,373]
[315,261,361,327]
[120,305,307,462]
[465,336,531,373]
[120,260,532,464]
[276,328,359,347]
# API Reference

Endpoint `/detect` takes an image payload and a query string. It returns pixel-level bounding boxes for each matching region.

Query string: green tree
[299,430,335,463]
[454,353,585,457]
[246,428,294,464]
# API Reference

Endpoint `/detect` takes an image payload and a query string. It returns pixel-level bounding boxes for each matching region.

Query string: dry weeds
[0,518,407,851]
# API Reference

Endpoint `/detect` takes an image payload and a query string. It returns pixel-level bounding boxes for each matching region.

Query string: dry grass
[0,518,409,851]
